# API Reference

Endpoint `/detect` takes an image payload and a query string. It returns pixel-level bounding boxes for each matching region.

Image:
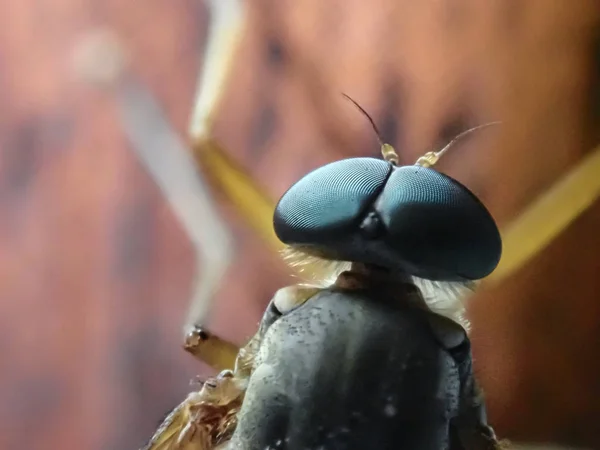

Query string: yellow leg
[183,326,240,372]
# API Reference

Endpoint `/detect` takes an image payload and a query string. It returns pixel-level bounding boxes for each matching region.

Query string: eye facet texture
[273,158,391,241]
[377,166,501,280]
[273,158,501,281]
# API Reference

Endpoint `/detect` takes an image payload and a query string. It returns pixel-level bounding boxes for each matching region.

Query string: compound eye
[376,166,502,280]
[273,157,391,247]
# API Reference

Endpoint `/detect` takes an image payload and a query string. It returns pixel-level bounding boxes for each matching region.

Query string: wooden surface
[1,1,599,449]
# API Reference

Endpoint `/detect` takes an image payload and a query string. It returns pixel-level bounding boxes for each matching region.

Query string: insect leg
[73,30,240,370]
[183,326,239,371]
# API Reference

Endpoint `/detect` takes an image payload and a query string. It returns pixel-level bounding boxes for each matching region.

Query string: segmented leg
[183,326,240,371]
[144,284,323,450]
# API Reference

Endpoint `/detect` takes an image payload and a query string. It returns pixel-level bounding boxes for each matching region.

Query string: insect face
[273,157,502,282]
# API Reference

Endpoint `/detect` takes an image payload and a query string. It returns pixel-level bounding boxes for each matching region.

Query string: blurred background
[1,1,600,449]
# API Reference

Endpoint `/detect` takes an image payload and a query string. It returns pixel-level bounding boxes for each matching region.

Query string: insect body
[228,267,501,450]
[142,285,322,450]
[142,103,504,449]
[225,115,503,449]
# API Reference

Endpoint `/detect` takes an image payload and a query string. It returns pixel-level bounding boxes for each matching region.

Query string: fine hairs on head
[280,95,501,329]
[281,245,475,330]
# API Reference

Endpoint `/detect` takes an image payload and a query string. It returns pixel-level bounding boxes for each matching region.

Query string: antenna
[415,121,501,168]
[342,93,399,165]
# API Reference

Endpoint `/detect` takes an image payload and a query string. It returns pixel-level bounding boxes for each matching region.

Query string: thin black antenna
[341,93,384,147]
[341,93,399,164]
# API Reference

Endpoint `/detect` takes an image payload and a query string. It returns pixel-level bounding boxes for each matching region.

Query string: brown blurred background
[1,1,600,449]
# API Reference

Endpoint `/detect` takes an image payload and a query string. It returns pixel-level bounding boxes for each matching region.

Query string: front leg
[184,325,240,372]
[183,284,322,372]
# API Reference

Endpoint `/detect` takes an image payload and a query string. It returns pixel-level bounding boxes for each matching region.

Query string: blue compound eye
[272,95,502,282]
[375,166,502,281]
[273,157,392,243]
[273,157,501,282]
